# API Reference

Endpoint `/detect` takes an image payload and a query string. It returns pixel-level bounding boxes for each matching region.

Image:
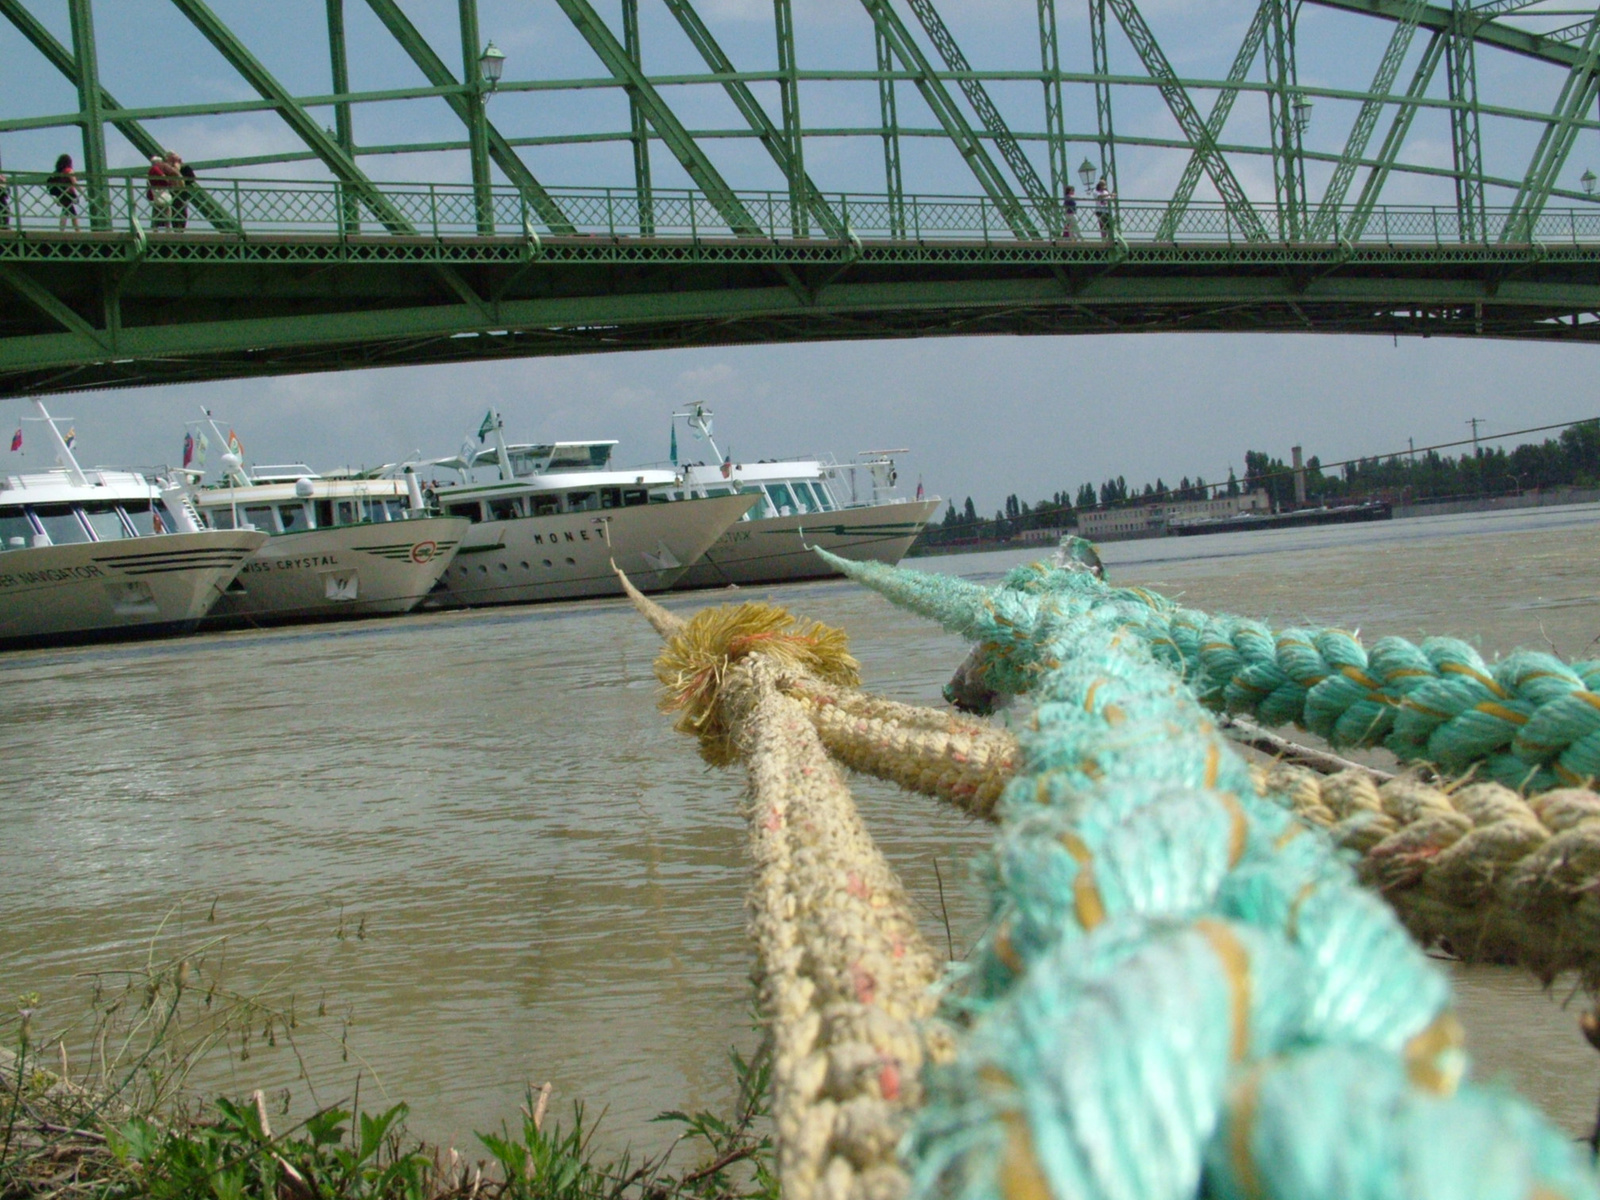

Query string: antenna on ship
[673,403,723,464]
[30,400,87,486]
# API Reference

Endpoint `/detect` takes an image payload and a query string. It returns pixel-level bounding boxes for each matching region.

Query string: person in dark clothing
[174,161,196,231]
[1062,185,1079,239]
[48,154,79,231]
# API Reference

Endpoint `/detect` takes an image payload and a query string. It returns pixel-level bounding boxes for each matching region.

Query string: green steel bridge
[3,0,1600,396]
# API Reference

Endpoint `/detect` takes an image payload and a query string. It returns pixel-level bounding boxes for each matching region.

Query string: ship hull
[673,499,940,590]
[0,531,266,649]
[201,518,467,628]
[431,493,757,606]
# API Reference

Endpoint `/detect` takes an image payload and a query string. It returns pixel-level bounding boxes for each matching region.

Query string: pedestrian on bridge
[1062,185,1079,239]
[174,159,196,231]
[1094,177,1115,240]
[48,154,79,232]
[147,153,180,231]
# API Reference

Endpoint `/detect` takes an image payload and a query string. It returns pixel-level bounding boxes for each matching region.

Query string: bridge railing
[3,174,1600,247]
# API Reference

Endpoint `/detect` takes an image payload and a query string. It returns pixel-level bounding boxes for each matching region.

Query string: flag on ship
[670,422,678,465]
[182,432,194,467]
[916,476,924,500]
[8,429,19,452]
[478,410,496,443]
[64,427,75,449]
[196,431,209,469]
[720,451,732,479]
[227,429,243,457]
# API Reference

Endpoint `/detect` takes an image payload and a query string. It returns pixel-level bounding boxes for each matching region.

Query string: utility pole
[1408,436,1415,462]
[1467,417,1484,455]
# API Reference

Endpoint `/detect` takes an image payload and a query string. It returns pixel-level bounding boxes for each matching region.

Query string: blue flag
[670,422,678,465]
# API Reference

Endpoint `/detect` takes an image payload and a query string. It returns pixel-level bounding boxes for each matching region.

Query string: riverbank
[910,486,1600,554]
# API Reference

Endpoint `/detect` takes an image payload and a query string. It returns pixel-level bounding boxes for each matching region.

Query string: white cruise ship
[662,405,940,589]
[424,411,758,606]
[0,402,265,649]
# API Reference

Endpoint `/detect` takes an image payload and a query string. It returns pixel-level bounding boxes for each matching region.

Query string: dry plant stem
[1223,714,1397,782]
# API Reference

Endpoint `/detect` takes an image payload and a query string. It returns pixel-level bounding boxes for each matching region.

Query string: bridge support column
[67,0,108,231]
[459,0,494,236]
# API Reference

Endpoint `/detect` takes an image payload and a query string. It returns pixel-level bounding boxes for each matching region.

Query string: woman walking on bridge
[47,154,79,232]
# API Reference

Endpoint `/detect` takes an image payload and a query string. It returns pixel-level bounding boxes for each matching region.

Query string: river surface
[5,503,1600,1157]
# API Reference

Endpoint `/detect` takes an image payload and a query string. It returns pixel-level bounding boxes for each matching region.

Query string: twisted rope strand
[818,547,1600,794]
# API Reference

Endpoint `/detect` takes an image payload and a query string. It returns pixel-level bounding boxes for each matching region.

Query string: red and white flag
[8,429,20,452]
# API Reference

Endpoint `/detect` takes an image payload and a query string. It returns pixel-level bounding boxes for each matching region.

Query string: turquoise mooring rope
[823,549,1600,793]
[815,548,1598,1200]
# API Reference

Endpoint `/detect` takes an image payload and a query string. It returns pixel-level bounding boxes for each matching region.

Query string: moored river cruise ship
[425,412,758,606]
[0,403,266,649]
[661,405,941,589]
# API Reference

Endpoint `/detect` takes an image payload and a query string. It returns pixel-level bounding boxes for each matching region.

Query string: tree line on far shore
[916,419,1600,549]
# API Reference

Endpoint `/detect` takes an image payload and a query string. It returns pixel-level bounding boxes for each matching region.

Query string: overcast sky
[2,1,1595,513]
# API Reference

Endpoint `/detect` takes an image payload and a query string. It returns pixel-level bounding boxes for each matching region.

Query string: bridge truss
[1,0,1600,396]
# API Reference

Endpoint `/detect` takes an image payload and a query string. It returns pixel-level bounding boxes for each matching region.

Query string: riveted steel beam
[1345,33,1448,239]
[1307,0,1591,69]
[1037,0,1068,202]
[552,0,760,236]
[1501,9,1600,240]
[621,0,654,236]
[656,0,845,238]
[167,0,414,234]
[67,0,108,229]
[1159,2,1268,240]
[875,23,905,236]
[361,0,576,234]
[900,0,1056,221]
[1446,0,1486,240]
[857,0,1038,238]
[1104,0,1270,240]
[0,264,109,352]
[1311,0,1427,237]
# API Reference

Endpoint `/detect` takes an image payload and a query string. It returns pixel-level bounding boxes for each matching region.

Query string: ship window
[752,489,777,519]
[123,500,178,536]
[810,483,835,511]
[599,487,622,510]
[566,490,599,512]
[80,505,128,541]
[767,484,796,516]
[278,504,308,532]
[705,487,731,498]
[488,496,522,520]
[335,500,359,525]
[530,494,560,516]
[622,489,648,507]
[243,505,279,533]
[32,505,91,545]
[447,502,482,523]
[206,506,236,530]
[0,512,34,550]
[791,483,822,514]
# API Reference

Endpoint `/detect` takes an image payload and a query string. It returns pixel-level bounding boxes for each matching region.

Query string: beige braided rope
[1260,763,1600,985]
[619,573,950,1200]
[780,675,1016,820]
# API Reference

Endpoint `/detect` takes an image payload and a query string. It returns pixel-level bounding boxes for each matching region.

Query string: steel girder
[3,245,1600,396]
[857,0,1038,238]
[655,0,845,238]
[360,0,574,234]
[1103,0,1270,240]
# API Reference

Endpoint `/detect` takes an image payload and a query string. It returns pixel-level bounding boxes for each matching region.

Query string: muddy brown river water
[4,503,1600,1156]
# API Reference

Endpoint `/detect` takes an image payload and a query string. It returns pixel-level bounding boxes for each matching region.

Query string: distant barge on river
[1171,500,1392,537]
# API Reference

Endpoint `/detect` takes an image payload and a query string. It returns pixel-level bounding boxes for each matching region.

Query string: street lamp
[479,41,506,93]
[1291,96,1313,135]
[1583,168,1596,197]
[1078,157,1097,189]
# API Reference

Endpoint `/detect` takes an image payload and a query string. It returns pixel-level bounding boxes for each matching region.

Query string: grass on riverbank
[2,934,777,1200]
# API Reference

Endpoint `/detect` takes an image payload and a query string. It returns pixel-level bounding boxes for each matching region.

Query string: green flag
[478,410,496,443]
[670,422,678,465]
